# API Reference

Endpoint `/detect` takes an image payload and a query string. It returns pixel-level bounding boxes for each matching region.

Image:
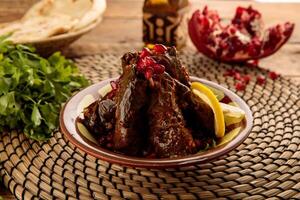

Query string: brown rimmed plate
[60,76,253,168]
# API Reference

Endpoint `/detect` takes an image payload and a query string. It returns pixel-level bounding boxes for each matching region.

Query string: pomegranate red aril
[268,71,279,80]
[145,67,154,80]
[140,47,151,58]
[248,59,259,67]
[234,72,242,80]
[257,75,266,85]
[137,56,155,71]
[153,63,165,74]
[235,81,246,91]
[242,75,251,84]
[223,69,237,77]
[229,26,237,34]
[153,44,167,54]
[137,46,167,79]
[110,80,118,90]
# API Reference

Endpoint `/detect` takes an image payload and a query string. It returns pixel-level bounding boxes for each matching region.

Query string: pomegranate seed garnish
[268,71,279,80]
[256,75,266,85]
[235,81,246,91]
[110,81,118,90]
[242,74,251,84]
[137,56,156,71]
[153,64,165,74]
[140,47,151,58]
[145,67,154,79]
[153,44,167,54]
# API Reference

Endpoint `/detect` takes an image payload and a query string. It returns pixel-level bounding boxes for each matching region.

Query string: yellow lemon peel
[191,82,225,138]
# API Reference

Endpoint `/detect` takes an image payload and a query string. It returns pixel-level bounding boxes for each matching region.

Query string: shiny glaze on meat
[148,73,196,158]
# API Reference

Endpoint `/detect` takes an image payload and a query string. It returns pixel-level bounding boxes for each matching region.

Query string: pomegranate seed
[234,72,242,80]
[229,26,236,34]
[235,81,246,91]
[220,96,232,104]
[153,64,165,74]
[256,75,266,85]
[137,56,156,70]
[268,71,279,80]
[242,74,251,84]
[223,69,237,77]
[110,81,118,90]
[145,67,154,79]
[248,59,259,67]
[140,47,151,58]
[153,44,167,54]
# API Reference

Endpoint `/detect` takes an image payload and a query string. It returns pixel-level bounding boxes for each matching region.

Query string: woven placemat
[0,49,299,200]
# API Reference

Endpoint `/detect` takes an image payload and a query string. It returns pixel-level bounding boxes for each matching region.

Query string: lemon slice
[191,82,225,138]
[220,102,245,126]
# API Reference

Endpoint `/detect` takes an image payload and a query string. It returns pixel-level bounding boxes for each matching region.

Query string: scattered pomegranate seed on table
[268,71,279,80]
[234,72,242,80]
[235,81,246,91]
[242,75,251,84]
[257,75,266,85]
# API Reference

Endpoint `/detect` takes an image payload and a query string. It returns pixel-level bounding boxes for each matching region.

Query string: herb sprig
[0,36,89,140]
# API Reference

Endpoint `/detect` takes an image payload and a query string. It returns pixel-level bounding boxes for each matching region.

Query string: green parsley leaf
[0,36,89,140]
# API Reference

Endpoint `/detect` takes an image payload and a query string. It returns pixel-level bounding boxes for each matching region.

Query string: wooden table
[0,0,299,199]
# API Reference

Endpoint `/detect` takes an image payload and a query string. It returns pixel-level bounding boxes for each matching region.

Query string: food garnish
[0,36,88,140]
[191,82,225,138]
[188,6,294,63]
[79,44,246,158]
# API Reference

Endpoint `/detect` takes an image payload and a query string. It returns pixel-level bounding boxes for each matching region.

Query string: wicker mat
[0,49,299,200]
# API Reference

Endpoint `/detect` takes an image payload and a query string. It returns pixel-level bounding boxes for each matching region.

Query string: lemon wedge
[149,0,168,4]
[191,82,225,138]
[220,102,245,126]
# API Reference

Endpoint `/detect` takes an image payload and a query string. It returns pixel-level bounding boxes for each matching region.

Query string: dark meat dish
[80,45,215,158]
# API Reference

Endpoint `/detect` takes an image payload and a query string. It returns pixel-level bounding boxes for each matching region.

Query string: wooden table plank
[1,0,300,43]
[104,0,300,43]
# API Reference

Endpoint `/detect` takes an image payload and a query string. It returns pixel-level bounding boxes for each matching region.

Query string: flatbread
[0,0,106,43]
[10,15,78,43]
[72,0,106,31]
[23,0,92,21]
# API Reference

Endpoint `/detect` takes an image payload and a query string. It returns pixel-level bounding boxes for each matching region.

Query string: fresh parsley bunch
[0,36,89,140]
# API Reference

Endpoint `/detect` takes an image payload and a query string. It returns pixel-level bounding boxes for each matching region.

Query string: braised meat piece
[175,80,215,138]
[82,99,116,146]
[153,46,190,86]
[148,73,196,158]
[113,55,149,156]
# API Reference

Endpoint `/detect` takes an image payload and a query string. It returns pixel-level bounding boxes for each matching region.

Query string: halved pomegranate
[188,6,294,63]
